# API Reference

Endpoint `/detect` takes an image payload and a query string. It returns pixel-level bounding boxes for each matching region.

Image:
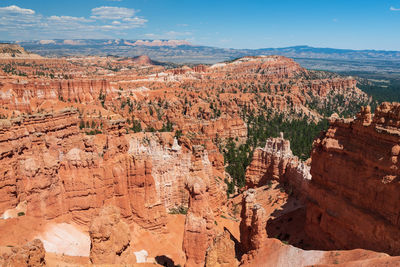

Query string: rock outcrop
[0,111,207,230]
[89,205,135,264]
[245,134,311,198]
[0,44,42,59]
[182,176,216,267]
[128,135,226,215]
[0,239,46,267]
[205,229,238,267]
[239,189,268,253]
[306,102,400,255]
[0,79,113,111]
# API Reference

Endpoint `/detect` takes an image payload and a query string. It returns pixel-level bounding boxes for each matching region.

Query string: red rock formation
[192,65,207,73]
[0,53,380,265]
[238,176,400,266]
[209,56,306,78]
[89,205,135,264]
[205,229,238,267]
[0,239,46,267]
[246,134,293,187]
[0,107,230,233]
[240,237,400,267]
[182,176,216,267]
[239,189,268,253]
[0,110,167,229]
[306,102,400,255]
[245,134,311,198]
[128,135,227,215]
[0,79,113,111]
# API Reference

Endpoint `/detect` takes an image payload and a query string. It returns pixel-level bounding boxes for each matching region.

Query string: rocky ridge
[0,44,42,59]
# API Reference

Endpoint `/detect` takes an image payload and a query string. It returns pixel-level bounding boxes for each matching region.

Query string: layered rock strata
[239,189,268,253]
[182,176,216,267]
[245,134,311,198]
[0,110,226,231]
[306,103,400,255]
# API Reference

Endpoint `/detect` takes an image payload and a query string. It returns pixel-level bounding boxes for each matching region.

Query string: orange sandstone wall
[306,103,400,255]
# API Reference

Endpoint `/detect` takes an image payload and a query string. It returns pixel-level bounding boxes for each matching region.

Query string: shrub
[168,205,188,215]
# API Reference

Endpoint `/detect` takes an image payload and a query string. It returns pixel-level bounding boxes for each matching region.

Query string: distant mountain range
[2,39,400,74]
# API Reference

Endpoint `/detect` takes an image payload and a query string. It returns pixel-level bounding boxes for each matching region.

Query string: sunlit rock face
[306,102,400,255]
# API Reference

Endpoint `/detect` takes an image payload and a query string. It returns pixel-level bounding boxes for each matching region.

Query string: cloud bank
[0,5,147,39]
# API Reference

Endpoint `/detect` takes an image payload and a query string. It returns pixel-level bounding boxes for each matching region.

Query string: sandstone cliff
[0,110,226,232]
[245,134,311,198]
[306,102,400,255]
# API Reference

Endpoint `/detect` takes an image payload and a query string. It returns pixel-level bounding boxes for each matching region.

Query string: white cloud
[0,5,42,33]
[48,15,93,23]
[100,25,115,30]
[91,6,136,20]
[122,17,146,23]
[89,6,147,28]
[0,5,35,14]
[390,6,400,11]
[0,4,147,39]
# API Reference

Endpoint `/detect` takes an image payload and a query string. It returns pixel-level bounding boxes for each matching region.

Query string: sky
[0,0,400,50]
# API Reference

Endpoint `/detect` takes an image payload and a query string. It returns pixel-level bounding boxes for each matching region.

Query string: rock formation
[182,176,216,267]
[0,52,383,265]
[0,105,231,231]
[0,239,46,267]
[89,205,135,264]
[0,44,42,59]
[306,102,400,255]
[205,229,238,267]
[239,189,268,253]
[245,134,311,198]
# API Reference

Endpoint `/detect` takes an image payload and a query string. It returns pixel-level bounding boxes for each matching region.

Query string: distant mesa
[39,40,56,45]
[30,39,192,47]
[131,39,192,47]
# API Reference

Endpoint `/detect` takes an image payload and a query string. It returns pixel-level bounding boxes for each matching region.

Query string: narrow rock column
[182,176,216,267]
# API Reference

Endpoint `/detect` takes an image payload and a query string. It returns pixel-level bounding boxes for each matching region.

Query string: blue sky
[0,0,400,50]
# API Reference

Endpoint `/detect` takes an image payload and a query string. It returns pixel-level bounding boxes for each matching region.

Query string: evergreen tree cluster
[223,111,329,196]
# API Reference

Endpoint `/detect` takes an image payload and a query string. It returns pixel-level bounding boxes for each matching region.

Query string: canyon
[0,44,399,266]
